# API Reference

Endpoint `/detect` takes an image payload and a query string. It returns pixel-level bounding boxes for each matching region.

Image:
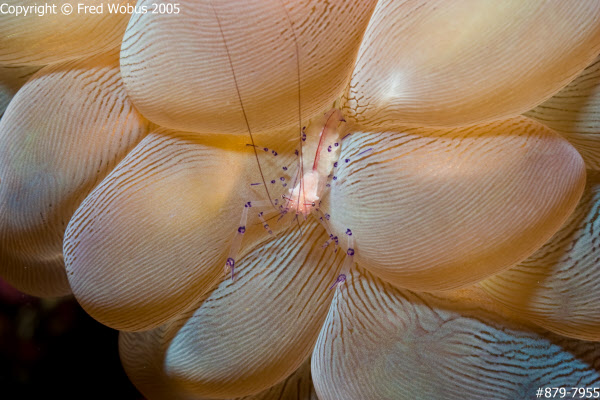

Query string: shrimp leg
[329,229,355,290]
[317,210,338,252]
[225,200,273,281]
[257,212,273,235]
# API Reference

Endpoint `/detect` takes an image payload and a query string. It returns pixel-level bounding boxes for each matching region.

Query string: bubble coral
[2,0,600,399]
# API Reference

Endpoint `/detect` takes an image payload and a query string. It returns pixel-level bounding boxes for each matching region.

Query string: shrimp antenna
[210,1,276,210]
[278,0,305,216]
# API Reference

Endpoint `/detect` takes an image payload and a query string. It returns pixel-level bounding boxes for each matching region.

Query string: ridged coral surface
[1,1,600,399]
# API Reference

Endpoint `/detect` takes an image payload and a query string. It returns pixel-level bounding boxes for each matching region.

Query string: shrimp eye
[312,202,316,207]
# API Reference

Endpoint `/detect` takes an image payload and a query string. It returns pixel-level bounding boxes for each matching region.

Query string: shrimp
[213,1,355,289]
[282,109,344,218]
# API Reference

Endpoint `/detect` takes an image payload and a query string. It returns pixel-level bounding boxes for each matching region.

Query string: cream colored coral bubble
[323,117,585,291]
[481,170,600,341]
[65,130,245,331]
[118,219,341,398]
[345,0,600,129]
[312,268,600,400]
[120,0,378,134]
[526,56,600,170]
[0,52,149,297]
[0,1,135,65]
[64,126,302,331]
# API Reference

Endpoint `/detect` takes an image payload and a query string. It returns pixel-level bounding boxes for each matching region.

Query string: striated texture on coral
[324,118,585,291]
[0,65,40,117]
[481,170,600,341]
[345,0,600,128]
[0,0,136,65]
[313,268,600,400]
[1,1,600,398]
[120,0,378,134]
[526,55,600,170]
[0,51,149,297]
[120,220,340,398]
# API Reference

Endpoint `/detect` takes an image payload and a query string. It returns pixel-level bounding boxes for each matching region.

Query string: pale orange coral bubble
[322,117,585,291]
[120,322,317,400]
[64,127,300,331]
[526,55,600,170]
[0,1,136,65]
[118,220,340,398]
[345,0,600,129]
[481,170,600,341]
[0,51,149,297]
[120,0,378,134]
[312,268,600,400]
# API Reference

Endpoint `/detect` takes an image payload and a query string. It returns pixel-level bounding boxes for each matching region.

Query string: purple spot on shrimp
[344,158,350,163]
[333,176,337,181]
[238,226,246,234]
[274,199,279,205]
[327,145,332,152]
[334,142,339,147]
[342,133,351,140]
[325,213,330,220]
[250,183,261,186]
[347,248,355,256]
[280,177,285,181]
[346,229,353,236]
[358,148,373,156]
[326,184,330,188]
[283,166,288,171]
[271,180,276,184]
[283,183,287,187]
[263,147,268,152]
[245,202,251,208]
[295,149,299,156]
[333,162,338,168]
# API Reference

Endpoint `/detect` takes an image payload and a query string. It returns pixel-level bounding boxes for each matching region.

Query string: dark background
[0,278,144,399]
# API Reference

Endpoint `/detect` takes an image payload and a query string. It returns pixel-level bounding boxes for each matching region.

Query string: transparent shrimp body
[225,108,355,288]
[283,108,344,218]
